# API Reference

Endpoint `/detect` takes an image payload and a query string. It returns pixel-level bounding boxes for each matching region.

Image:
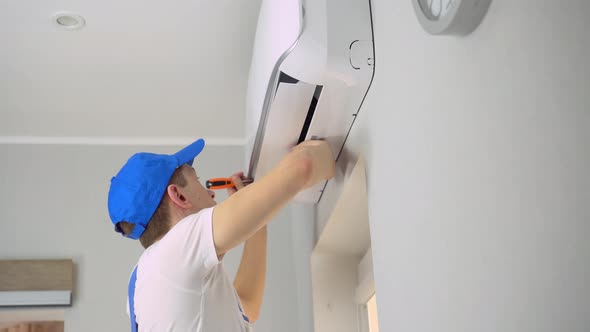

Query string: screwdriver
[206,177,254,190]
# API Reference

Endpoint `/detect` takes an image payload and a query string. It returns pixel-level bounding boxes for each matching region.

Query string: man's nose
[208,190,215,199]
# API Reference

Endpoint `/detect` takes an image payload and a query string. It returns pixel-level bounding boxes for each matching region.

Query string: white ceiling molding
[0,136,247,146]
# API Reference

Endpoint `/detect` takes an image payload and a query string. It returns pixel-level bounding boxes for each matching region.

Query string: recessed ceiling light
[54,12,85,30]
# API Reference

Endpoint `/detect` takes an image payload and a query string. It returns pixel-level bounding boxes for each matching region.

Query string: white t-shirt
[129,207,251,332]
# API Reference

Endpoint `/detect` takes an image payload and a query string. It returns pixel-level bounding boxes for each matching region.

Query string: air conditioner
[245,0,375,203]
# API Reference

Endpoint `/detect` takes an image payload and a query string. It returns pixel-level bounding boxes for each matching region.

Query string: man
[107,138,335,331]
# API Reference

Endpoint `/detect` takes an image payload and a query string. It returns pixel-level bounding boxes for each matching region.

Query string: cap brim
[174,138,205,166]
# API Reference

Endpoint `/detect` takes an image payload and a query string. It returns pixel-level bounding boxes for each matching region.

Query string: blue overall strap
[128,266,139,332]
[238,300,250,323]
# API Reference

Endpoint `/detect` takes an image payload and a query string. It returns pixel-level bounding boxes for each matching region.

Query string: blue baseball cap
[107,138,205,239]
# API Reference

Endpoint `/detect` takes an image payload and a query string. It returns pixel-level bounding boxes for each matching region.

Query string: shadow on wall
[311,158,380,332]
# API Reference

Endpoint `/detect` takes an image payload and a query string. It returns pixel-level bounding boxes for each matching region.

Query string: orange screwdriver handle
[206,177,253,190]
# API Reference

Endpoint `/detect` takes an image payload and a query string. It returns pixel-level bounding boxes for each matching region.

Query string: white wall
[317,0,590,331]
[0,144,301,332]
[249,207,302,332]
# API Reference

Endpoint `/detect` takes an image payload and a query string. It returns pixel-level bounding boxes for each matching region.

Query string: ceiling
[0,0,262,146]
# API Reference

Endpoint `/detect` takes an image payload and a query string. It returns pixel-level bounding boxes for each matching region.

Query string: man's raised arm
[212,140,335,256]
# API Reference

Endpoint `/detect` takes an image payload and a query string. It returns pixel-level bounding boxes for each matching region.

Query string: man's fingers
[226,171,246,196]
[232,175,245,190]
[231,171,244,179]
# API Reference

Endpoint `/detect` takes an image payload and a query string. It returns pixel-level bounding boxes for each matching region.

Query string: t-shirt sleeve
[164,206,220,279]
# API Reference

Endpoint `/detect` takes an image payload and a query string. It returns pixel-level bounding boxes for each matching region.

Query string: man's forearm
[234,225,267,323]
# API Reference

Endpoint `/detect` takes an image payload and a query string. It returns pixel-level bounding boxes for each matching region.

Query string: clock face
[418,0,455,20]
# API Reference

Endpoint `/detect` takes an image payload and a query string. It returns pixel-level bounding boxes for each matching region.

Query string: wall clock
[412,0,491,35]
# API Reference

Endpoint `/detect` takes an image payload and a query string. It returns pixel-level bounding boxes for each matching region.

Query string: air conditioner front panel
[255,81,317,179]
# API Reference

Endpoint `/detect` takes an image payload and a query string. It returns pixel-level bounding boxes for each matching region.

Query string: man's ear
[166,184,192,209]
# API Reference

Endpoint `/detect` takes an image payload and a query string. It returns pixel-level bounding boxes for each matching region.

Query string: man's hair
[117,168,187,248]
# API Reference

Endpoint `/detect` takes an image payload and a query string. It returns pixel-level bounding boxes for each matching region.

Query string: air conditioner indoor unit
[245,0,375,204]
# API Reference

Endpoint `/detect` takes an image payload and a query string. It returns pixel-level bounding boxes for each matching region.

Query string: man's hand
[227,171,246,196]
[285,140,336,189]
